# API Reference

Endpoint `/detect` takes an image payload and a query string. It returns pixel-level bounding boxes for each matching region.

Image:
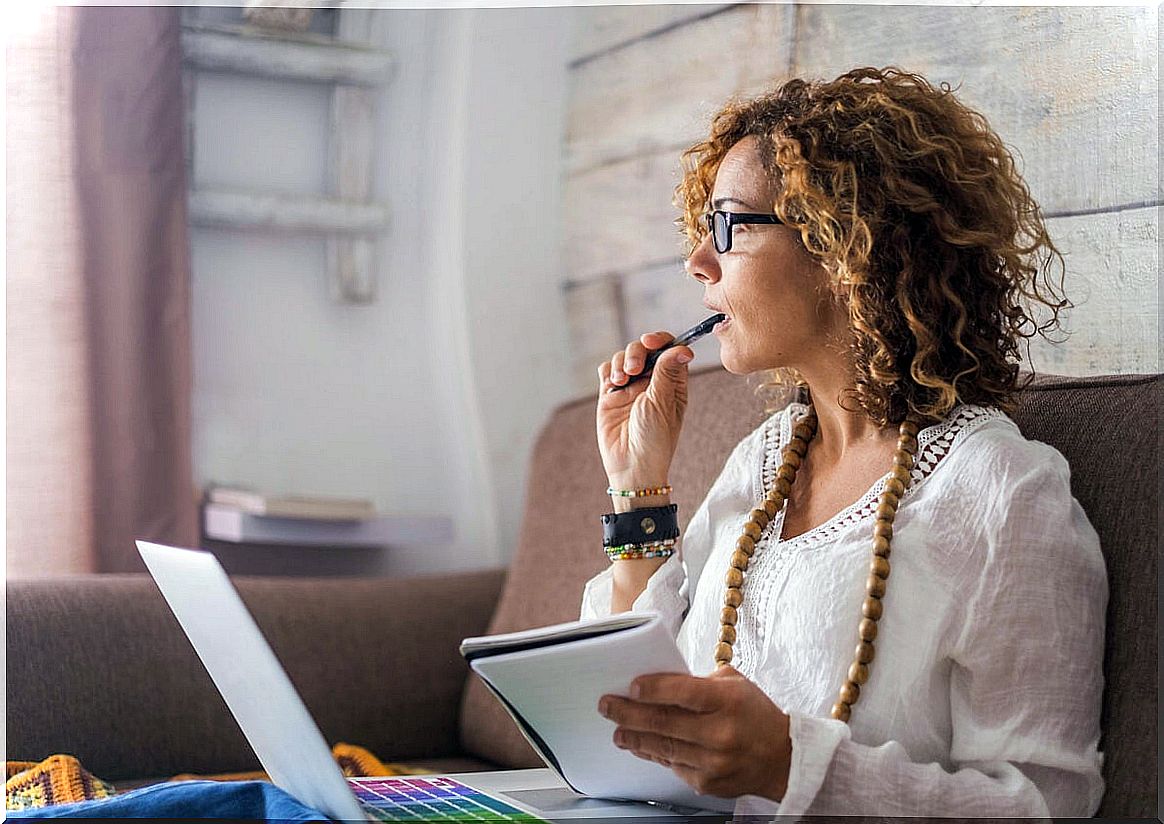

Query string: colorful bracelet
[604,538,677,562]
[606,547,676,562]
[606,484,672,498]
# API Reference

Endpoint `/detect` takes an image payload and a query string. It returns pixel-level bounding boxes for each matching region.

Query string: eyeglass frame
[701,209,783,254]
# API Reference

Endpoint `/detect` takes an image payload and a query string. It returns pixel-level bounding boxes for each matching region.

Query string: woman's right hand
[597,331,695,491]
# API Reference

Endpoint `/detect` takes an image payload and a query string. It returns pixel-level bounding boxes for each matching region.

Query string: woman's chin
[715,328,758,375]
[717,349,749,375]
[719,347,781,376]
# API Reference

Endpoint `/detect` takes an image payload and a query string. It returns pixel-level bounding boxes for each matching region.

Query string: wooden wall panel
[565,259,722,397]
[570,3,732,64]
[564,207,1159,394]
[562,3,1158,387]
[792,5,1158,214]
[621,259,705,342]
[577,207,1161,389]
[566,3,796,174]
[565,276,625,394]
[563,147,687,283]
[1026,206,1159,375]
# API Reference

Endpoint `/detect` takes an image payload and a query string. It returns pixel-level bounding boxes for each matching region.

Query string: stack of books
[206,485,378,521]
[202,485,453,547]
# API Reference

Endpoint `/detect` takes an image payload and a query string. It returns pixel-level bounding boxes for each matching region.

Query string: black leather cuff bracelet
[601,504,679,547]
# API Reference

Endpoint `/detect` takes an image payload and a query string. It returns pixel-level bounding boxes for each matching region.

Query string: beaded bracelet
[606,484,672,498]
[607,548,675,562]
[604,538,677,562]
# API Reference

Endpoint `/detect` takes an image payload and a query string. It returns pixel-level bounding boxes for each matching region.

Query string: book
[205,485,377,521]
[460,613,736,814]
[202,503,455,547]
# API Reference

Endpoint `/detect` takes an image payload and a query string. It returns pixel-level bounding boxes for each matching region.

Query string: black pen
[608,313,727,392]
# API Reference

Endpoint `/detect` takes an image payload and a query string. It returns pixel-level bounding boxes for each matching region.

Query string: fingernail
[613,729,626,747]
[598,698,610,716]
[677,352,693,364]
[629,682,642,700]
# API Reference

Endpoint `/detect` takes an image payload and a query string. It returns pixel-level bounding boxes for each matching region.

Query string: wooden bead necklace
[714,407,920,724]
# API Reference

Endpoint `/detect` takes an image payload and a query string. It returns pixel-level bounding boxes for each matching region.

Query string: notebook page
[469,615,736,813]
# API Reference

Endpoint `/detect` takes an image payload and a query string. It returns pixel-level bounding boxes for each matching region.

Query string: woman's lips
[713,316,731,334]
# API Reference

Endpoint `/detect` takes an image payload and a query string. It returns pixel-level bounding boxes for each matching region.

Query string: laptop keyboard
[350,776,544,822]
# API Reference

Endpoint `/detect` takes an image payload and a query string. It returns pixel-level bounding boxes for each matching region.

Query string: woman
[584,67,1106,819]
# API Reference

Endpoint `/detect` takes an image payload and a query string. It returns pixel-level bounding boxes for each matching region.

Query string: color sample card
[351,776,545,822]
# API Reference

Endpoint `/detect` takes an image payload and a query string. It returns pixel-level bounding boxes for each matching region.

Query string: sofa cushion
[458,368,1159,818]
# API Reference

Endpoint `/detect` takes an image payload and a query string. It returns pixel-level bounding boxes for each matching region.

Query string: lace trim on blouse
[733,402,1007,676]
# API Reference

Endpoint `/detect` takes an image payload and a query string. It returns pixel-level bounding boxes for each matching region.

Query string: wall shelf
[181,22,395,87]
[189,188,390,234]
[182,8,392,303]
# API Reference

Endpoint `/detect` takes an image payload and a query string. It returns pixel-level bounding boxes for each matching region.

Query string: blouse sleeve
[580,418,771,640]
[579,554,688,637]
[739,434,1108,819]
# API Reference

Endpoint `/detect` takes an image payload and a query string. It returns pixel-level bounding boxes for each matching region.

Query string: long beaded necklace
[714,406,920,723]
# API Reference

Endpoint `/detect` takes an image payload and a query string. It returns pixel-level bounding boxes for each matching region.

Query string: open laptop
[137,541,721,822]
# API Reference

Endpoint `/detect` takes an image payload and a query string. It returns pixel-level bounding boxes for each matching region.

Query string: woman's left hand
[598,666,792,801]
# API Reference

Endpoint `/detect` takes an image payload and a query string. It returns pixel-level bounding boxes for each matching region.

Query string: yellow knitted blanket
[6,755,116,812]
[6,744,426,811]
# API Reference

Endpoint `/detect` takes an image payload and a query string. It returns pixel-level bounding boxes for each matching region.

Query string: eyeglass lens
[705,211,730,253]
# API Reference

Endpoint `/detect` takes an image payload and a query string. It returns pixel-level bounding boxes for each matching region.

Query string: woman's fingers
[612,728,716,772]
[633,332,676,376]
[641,330,675,347]
[609,350,627,386]
[623,340,649,376]
[597,360,613,392]
[600,331,679,392]
[599,695,716,746]
[628,673,723,711]
[598,672,793,801]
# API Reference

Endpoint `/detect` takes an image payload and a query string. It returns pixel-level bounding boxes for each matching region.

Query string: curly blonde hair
[676,66,1070,425]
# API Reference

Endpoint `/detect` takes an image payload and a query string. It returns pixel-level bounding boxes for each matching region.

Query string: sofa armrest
[6,568,506,782]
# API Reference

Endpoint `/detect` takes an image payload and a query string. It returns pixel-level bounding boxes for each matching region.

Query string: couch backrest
[7,571,505,781]
[458,368,1159,818]
[1007,374,1159,818]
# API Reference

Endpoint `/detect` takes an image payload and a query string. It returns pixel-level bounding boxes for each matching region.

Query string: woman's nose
[684,233,721,284]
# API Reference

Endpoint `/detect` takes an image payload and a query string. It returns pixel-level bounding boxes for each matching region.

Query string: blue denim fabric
[7,779,338,821]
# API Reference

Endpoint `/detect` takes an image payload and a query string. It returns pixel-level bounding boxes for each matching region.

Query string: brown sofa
[8,368,1159,817]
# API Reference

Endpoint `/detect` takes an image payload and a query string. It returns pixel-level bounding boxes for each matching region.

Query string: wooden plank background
[562,3,1159,396]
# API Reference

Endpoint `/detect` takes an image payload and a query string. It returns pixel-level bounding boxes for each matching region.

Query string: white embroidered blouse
[580,402,1107,818]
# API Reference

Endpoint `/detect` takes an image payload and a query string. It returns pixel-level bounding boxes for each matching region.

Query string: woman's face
[685,136,848,376]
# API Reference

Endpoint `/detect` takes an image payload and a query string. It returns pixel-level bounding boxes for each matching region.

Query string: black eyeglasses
[701,210,783,254]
